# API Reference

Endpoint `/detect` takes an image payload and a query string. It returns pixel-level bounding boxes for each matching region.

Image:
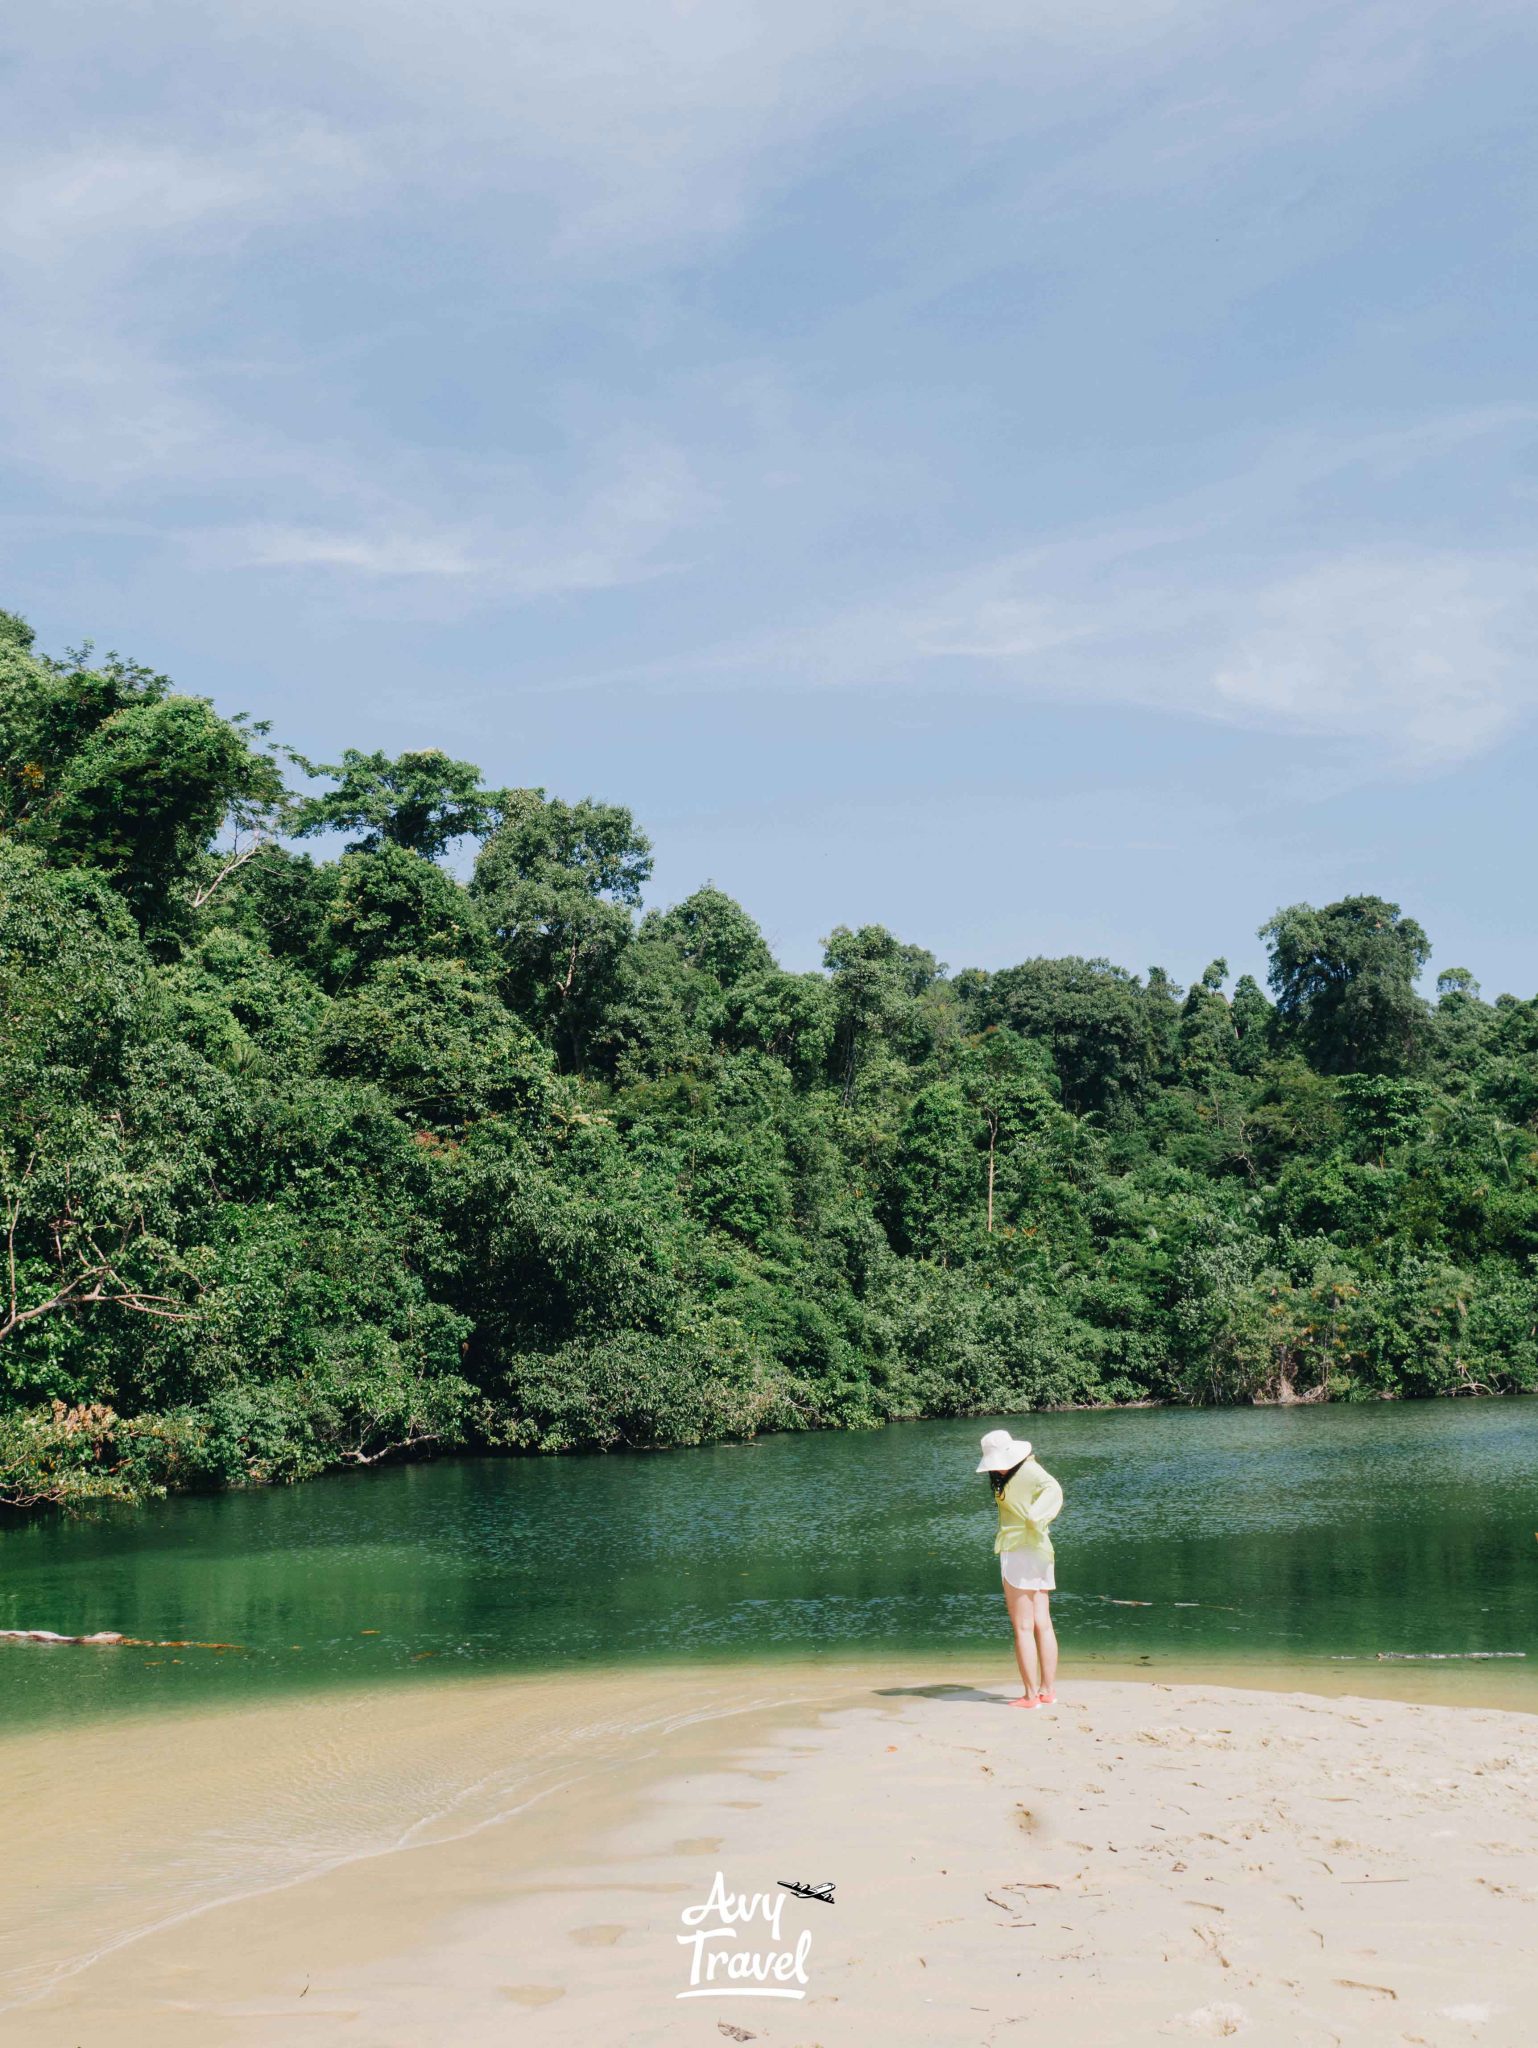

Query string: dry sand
[5,1660,1537,2047]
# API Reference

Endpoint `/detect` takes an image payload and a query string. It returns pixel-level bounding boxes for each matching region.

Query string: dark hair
[988,1460,1025,1498]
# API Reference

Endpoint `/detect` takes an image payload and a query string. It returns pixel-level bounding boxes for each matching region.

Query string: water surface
[2,1399,1534,1728]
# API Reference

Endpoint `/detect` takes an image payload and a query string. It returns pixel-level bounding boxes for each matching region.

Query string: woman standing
[976,1428,1063,1710]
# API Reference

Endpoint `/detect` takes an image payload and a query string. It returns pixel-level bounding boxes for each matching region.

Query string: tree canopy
[1260,895,1432,1076]
[2,608,1535,1509]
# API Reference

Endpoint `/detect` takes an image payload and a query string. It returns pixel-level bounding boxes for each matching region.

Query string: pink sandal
[1036,1690,1056,1706]
[1010,1694,1041,1709]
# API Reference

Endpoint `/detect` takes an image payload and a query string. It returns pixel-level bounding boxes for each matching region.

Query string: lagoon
[2,1396,1534,1729]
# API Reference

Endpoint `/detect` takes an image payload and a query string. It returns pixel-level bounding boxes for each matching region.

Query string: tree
[1178,960,1238,1081]
[723,968,832,1082]
[823,925,940,1105]
[954,1028,1059,1232]
[0,848,198,1375]
[890,1083,976,1257]
[583,888,774,1080]
[1334,1075,1433,1167]
[652,886,774,987]
[471,795,652,1068]
[317,958,551,1130]
[293,748,502,857]
[968,956,1156,1117]
[0,844,149,1102]
[1260,895,1431,1076]
[1229,974,1272,1074]
[1,626,288,941]
[321,843,493,986]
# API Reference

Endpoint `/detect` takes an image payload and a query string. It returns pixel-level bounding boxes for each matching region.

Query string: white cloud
[873,541,1536,773]
[916,597,1098,662]
[231,527,487,577]
[0,127,375,264]
[895,538,1537,772]
[0,126,378,497]
[208,435,708,597]
[1209,552,1534,765]
[595,411,1538,776]
[2,0,1535,689]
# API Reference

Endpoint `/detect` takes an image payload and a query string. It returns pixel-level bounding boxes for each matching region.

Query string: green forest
[3,608,1536,1509]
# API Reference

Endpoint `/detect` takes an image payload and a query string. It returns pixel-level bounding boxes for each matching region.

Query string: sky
[4,1,1537,993]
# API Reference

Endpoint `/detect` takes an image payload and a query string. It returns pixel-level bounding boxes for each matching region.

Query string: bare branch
[0,1266,192,1344]
[190,831,271,910]
[337,1430,440,1467]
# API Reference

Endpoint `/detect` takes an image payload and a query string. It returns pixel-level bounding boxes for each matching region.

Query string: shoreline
[5,1655,1537,2043]
[7,1383,1532,1516]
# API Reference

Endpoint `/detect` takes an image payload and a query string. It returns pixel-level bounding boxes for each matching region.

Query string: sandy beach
[5,1660,1537,2047]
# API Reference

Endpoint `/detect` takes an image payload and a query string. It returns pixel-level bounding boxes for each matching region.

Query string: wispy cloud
[0,125,378,497]
[0,92,709,590]
[0,127,373,260]
[0,0,1453,526]
[204,435,708,598]
[1208,551,1534,764]
[576,408,1538,775]
[3,0,1537,715]
[229,528,487,578]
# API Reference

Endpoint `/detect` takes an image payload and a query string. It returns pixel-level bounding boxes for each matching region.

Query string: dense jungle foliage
[3,609,1536,1507]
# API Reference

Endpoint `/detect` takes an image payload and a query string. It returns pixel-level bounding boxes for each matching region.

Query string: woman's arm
[1026,1472,1064,1531]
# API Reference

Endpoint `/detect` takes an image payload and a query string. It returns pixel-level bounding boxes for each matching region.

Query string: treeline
[2,609,1536,1507]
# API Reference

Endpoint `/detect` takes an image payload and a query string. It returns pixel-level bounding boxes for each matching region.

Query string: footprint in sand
[569,1925,626,1948]
[676,1836,724,1854]
[503,1986,565,2008]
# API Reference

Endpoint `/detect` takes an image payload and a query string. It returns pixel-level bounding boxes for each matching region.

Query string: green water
[1,1399,1535,1728]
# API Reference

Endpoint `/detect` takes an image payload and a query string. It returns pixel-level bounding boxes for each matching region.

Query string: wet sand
[4,1657,1537,2046]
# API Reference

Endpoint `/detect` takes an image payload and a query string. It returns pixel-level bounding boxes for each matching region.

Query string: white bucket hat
[976,1428,1032,1473]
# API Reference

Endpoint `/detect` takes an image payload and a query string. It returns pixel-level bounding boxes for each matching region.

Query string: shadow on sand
[871,1682,1013,1706]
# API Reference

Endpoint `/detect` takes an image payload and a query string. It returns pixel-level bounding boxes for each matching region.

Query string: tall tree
[471,794,652,1068]
[652,886,774,987]
[954,1027,1059,1232]
[292,748,501,858]
[1229,973,1272,1075]
[968,956,1156,1117]
[823,925,940,1105]
[1260,895,1431,1076]
[1178,959,1238,1081]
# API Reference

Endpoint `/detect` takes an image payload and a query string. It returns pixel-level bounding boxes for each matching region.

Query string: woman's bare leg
[1032,1591,1058,1697]
[1003,1578,1041,1696]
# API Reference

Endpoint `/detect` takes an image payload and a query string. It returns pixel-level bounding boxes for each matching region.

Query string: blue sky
[4,2,1537,992]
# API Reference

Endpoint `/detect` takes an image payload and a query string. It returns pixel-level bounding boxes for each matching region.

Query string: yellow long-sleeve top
[993,1457,1064,1566]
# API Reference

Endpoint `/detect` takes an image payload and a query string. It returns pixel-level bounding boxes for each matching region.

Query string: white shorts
[1000,1551,1055,1592]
